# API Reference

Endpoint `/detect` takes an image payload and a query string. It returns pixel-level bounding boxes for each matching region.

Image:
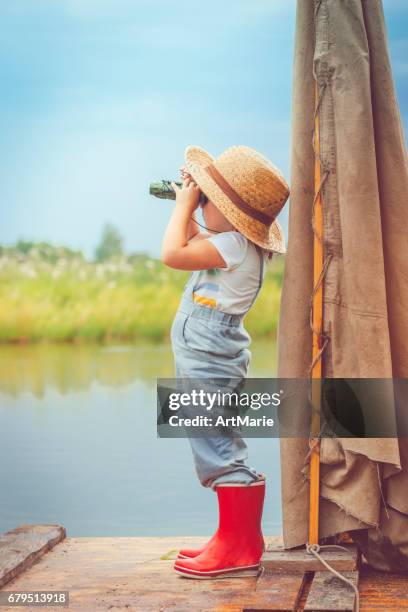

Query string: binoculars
[149,180,208,205]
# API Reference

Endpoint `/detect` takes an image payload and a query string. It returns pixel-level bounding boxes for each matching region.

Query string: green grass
[0,253,283,343]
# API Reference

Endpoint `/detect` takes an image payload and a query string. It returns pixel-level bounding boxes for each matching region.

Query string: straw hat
[185,145,289,253]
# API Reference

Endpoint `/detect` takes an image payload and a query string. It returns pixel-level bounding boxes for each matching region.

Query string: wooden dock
[1,527,408,611]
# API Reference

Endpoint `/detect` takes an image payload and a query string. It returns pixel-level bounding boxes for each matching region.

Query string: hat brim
[185,145,286,253]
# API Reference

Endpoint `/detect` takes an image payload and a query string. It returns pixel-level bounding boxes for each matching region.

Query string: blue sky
[0,0,407,258]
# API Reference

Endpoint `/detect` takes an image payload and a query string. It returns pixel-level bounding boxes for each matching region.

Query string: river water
[0,342,282,537]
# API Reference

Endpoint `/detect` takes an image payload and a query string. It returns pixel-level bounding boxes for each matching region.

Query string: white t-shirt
[191,231,267,314]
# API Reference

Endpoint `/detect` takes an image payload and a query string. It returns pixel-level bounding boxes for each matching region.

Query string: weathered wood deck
[1,530,408,611]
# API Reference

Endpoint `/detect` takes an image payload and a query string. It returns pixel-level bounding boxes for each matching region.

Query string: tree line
[0,223,145,263]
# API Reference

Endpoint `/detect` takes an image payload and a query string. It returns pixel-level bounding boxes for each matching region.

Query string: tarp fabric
[278,0,408,571]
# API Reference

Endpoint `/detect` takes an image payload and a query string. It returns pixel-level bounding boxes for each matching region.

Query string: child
[161,145,289,579]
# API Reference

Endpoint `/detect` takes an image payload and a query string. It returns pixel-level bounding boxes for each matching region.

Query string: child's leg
[173,318,262,489]
[187,433,262,488]
[177,378,263,489]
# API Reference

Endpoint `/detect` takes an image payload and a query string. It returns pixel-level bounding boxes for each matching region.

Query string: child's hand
[179,165,191,180]
[171,177,200,213]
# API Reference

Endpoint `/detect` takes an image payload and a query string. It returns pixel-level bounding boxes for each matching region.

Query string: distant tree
[16,240,35,255]
[94,223,124,262]
[13,240,84,263]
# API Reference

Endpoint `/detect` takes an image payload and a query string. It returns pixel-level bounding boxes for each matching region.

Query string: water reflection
[0,344,172,397]
[0,341,281,537]
[0,341,277,397]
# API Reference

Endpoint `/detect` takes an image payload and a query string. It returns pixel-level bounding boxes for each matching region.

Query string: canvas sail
[278,0,408,571]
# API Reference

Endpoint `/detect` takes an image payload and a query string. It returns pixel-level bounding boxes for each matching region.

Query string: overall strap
[184,270,200,292]
[246,244,265,312]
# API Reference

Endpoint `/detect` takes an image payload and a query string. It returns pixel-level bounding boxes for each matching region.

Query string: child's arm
[181,166,209,243]
[161,179,226,271]
[187,212,207,242]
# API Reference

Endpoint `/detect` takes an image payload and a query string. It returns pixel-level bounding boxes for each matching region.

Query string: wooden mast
[309,81,324,546]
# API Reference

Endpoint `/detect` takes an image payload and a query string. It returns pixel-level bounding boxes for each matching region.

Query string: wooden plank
[6,536,408,611]
[0,524,66,587]
[243,569,306,611]
[358,565,408,611]
[304,570,358,611]
[262,545,358,573]
[0,536,259,611]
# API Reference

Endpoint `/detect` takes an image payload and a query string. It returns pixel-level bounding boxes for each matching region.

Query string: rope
[309,74,332,368]
[308,338,329,377]
[309,253,333,338]
[376,461,390,520]
[314,0,323,19]
[312,81,329,154]
[192,217,222,234]
[302,394,336,468]
[310,170,330,242]
[306,543,360,612]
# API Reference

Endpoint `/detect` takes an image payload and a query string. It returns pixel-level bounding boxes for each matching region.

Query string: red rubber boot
[177,533,217,560]
[174,480,265,579]
[177,474,266,560]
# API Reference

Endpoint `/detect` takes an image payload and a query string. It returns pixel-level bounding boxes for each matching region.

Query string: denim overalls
[170,242,265,489]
